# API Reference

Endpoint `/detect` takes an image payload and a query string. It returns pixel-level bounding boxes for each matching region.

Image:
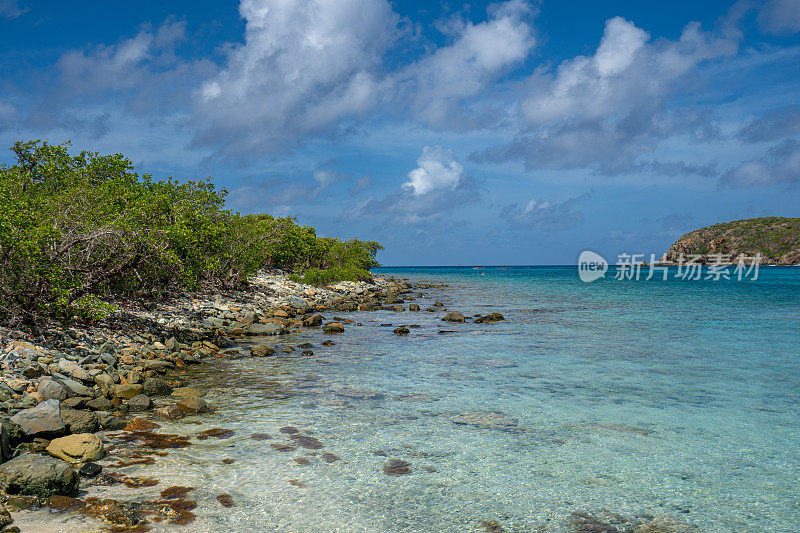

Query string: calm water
[21,266,800,532]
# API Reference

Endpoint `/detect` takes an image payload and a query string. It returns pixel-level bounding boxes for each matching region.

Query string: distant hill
[663,217,800,265]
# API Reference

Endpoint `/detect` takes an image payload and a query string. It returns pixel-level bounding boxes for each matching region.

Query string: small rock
[46,433,104,464]
[79,462,103,478]
[393,326,410,335]
[114,384,143,400]
[302,314,324,327]
[475,312,505,323]
[408,304,420,311]
[60,409,98,434]
[245,323,287,336]
[451,411,519,430]
[170,387,202,398]
[86,397,115,411]
[250,345,277,357]
[142,377,172,397]
[177,396,210,414]
[154,405,184,420]
[442,312,465,323]
[383,459,411,476]
[38,381,67,401]
[127,394,153,412]
[322,322,345,333]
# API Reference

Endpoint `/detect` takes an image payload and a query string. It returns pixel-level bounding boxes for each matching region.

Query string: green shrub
[0,140,381,325]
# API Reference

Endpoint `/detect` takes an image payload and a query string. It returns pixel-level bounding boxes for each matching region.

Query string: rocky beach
[0,271,442,531]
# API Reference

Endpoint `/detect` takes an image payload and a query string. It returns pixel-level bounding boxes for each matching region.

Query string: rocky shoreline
[0,270,445,531]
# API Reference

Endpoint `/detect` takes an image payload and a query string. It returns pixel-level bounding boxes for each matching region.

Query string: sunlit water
[16,266,800,532]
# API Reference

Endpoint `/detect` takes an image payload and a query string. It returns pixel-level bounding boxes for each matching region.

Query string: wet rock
[246,323,287,336]
[114,384,143,400]
[481,520,505,532]
[142,377,172,396]
[408,304,420,311]
[442,312,465,323]
[97,414,127,430]
[84,498,142,527]
[321,340,335,346]
[79,462,102,478]
[289,435,323,449]
[171,387,202,398]
[46,433,104,464]
[10,399,64,437]
[475,312,505,323]
[322,322,345,333]
[433,300,444,307]
[155,405,184,420]
[451,411,519,430]
[196,428,234,440]
[86,397,115,411]
[60,409,98,434]
[294,457,311,465]
[282,346,294,353]
[300,349,314,356]
[0,454,79,497]
[394,326,410,335]
[123,417,159,431]
[177,396,210,414]
[5,495,39,511]
[144,359,173,373]
[302,314,324,327]
[336,389,384,400]
[250,345,277,357]
[216,494,235,507]
[383,459,412,476]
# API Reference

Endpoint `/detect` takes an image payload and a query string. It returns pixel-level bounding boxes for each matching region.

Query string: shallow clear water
[18,266,800,532]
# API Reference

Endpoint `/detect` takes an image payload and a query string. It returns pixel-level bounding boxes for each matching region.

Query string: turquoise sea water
[20,266,800,532]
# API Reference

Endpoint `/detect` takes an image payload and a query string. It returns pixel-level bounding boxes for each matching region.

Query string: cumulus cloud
[736,107,800,143]
[500,195,585,230]
[344,146,480,226]
[393,0,536,130]
[194,0,400,157]
[403,146,464,195]
[757,0,800,35]
[0,0,27,19]
[476,17,737,173]
[719,138,800,187]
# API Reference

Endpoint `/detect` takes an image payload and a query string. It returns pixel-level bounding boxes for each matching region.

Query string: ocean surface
[20,266,800,532]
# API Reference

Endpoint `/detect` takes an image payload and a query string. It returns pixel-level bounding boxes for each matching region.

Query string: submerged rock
[250,345,277,357]
[394,326,410,335]
[383,459,412,476]
[451,411,519,430]
[336,389,384,400]
[142,377,172,396]
[79,462,103,478]
[177,396,210,414]
[0,454,79,497]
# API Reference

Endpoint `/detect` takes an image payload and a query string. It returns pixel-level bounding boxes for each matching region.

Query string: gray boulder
[127,394,153,412]
[0,454,79,497]
[60,409,99,434]
[38,380,67,401]
[10,399,65,437]
[442,312,465,323]
[142,377,172,396]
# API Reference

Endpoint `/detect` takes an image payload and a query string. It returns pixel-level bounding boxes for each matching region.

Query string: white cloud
[395,0,536,129]
[757,0,800,35]
[521,17,735,126]
[501,195,585,230]
[403,146,464,195]
[194,0,400,156]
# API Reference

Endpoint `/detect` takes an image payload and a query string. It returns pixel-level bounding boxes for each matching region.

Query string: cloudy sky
[1,0,799,265]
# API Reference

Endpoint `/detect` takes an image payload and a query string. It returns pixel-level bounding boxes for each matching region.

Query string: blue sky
[1,0,799,265]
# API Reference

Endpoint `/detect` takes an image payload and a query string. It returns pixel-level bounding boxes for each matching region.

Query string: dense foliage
[0,141,381,324]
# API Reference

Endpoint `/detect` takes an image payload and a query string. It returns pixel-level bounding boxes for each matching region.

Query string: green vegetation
[664,217,800,265]
[0,140,381,325]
